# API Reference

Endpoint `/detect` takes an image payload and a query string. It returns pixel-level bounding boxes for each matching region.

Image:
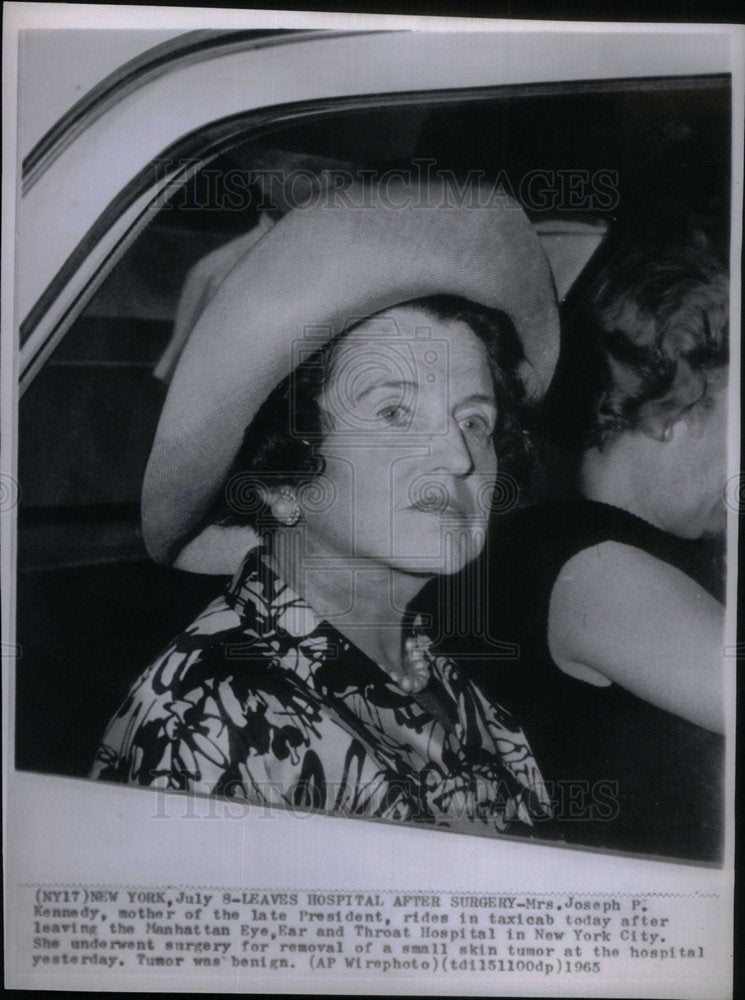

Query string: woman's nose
[429,421,474,476]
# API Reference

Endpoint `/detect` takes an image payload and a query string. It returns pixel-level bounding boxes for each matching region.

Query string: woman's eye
[378,405,410,426]
[459,413,494,438]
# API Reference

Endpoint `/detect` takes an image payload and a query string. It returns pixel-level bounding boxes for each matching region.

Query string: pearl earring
[279,487,301,526]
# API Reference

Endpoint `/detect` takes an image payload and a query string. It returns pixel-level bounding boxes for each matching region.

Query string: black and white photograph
[2,4,740,995]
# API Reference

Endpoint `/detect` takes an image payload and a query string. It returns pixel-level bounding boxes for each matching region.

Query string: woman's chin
[390,533,485,578]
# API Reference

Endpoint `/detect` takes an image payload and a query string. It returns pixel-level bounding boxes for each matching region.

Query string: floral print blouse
[92,548,551,834]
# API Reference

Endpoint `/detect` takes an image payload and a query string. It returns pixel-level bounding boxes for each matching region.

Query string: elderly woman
[459,241,728,859]
[91,182,560,837]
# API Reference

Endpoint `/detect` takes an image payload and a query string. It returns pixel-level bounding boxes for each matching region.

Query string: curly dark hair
[577,240,728,446]
[215,294,532,531]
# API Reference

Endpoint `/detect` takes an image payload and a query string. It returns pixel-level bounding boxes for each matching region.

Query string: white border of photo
[2,6,741,996]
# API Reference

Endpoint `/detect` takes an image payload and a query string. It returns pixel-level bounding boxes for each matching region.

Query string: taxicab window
[16,80,730,777]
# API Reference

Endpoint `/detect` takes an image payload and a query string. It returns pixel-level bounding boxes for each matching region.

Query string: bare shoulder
[551,540,716,605]
[553,541,713,600]
[547,541,724,731]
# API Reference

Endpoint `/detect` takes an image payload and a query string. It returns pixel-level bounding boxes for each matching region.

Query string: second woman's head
[573,240,729,537]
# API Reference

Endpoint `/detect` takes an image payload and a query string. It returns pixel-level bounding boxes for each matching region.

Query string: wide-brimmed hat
[143,181,561,573]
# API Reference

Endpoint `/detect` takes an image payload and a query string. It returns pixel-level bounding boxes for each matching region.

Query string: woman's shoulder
[90,588,329,790]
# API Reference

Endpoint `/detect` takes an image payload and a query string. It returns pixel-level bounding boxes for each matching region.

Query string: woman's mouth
[409,498,467,517]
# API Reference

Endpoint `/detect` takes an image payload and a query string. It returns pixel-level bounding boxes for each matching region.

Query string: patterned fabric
[92,548,551,833]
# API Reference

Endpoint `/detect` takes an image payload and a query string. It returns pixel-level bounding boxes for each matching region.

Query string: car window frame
[18,71,730,395]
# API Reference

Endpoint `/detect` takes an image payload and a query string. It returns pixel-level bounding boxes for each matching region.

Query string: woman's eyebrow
[353,379,418,402]
[454,393,497,408]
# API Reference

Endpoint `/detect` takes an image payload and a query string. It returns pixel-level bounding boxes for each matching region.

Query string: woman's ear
[260,485,301,526]
[638,410,677,443]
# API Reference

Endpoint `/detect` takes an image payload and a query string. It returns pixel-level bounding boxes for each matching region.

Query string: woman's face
[659,374,729,539]
[636,371,728,540]
[301,306,499,578]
